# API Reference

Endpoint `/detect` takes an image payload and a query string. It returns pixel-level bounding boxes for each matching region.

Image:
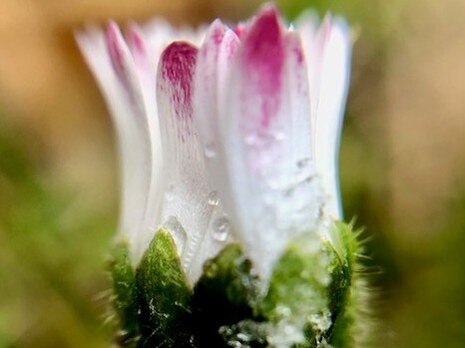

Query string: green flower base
[109,222,371,348]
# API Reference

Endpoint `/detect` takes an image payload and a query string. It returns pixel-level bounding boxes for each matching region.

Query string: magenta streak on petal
[210,21,225,46]
[160,42,198,121]
[319,15,333,46]
[105,21,141,108]
[105,22,128,81]
[126,25,151,74]
[159,42,198,144]
[222,30,241,62]
[290,34,307,92]
[127,24,146,58]
[241,7,285,131]
[313,16,332,71]
[206,21,239,60]
[200,20,226,60]
[233,23,246,39]
[308,16,332,111]
[293,43,305,65]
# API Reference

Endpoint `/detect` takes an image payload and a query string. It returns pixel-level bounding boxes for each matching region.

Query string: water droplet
[295,158,315,184]
[204,261,219,278]
[318,204,325,219]
[263,193,275,207]
[296,157,311,169]
[207,191,219,206]
[236,333,251,342]
[309,311,332,332]
[165,184,175,202]
[211,216,230,242]
[273,131,285,141]
[267,179,280,190]
[163,216,187,254]
[244,133,258,146]
[245,131,285,147]
[296,173,314,185]
[275,305,292,318]
[204,142,216,158]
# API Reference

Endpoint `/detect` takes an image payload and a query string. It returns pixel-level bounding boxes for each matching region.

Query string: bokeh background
[1,0,465,347]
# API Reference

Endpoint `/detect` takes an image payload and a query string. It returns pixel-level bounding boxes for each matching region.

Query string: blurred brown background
[1,0,465,347]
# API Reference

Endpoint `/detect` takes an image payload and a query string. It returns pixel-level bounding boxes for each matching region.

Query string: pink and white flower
[76,4,352,285]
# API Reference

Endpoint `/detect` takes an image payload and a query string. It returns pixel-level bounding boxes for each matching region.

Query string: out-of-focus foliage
[383,190,465,347]
[0,116,114,347]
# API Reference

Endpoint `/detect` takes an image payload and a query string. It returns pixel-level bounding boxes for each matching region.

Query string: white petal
[141,18,206,55]
[124,25,164,259]
[193,20,240,237]
[156,41,230,284]
[309,17,352,220]
[76,23,152,257]
[220,7,323,281]
[125,23,207,259]
[129,22,209,254]
[294,10,323,127]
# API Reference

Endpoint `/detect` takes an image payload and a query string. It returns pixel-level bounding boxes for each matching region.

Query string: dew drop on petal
[244,133,258,146]
[165,184,175,202]
[267,178,280,190]
[244,131,283,147]
[236,333,251,343]
[211,216,230,242]
[263,192,275,207]
[275,305,292,318]
[273,131,285,141]
[295,158,315,184]
[296,173,315,185]
[163,215,187,255]
[296,157,311,169]
[204,261,219,278]
[207,190,219,207]
[204,141,217,158]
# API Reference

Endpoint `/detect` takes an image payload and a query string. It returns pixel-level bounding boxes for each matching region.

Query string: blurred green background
[1,0,465,346]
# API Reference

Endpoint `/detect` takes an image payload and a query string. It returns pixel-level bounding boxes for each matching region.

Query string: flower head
[77,4,351,285]
[76,4,364,347]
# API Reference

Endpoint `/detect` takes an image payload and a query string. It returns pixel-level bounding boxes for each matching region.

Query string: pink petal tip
[159,41,198,119]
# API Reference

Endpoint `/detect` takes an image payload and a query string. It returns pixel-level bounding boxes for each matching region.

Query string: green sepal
[110,241,140,347]
[135,228,192,347]
[191,244,263,347]
[327,221,369,348]
[260,234,333,347]
[109,222,369,348]
[257,221,367,348]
